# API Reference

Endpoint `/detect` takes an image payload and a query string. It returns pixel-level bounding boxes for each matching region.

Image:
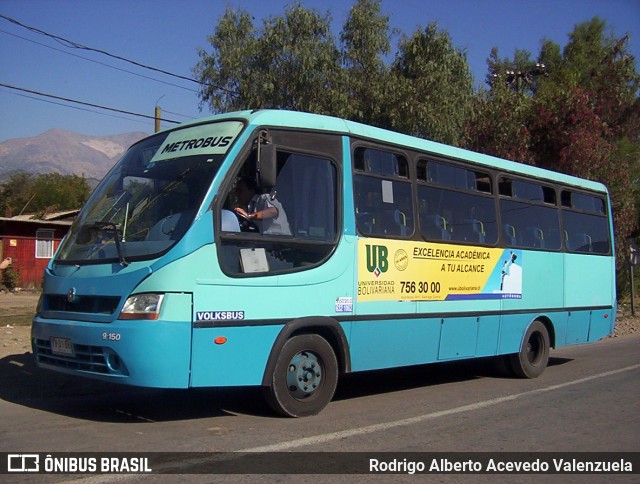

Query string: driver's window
[218,145,338,276]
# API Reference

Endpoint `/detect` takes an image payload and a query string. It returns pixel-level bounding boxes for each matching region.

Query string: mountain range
[0,129,148,183]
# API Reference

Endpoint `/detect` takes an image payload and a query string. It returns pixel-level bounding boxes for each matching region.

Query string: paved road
[0,334,638,481]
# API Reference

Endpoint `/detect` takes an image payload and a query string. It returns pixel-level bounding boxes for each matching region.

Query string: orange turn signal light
[214,336,227,345]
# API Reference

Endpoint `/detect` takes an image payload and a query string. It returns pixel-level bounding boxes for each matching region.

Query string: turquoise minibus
[32,110,616,416]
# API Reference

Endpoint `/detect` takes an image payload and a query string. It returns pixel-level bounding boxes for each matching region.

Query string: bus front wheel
[509,320,550,378]
[264,334,338,417]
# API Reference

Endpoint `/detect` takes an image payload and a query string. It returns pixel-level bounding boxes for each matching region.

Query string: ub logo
[366,244,388,277]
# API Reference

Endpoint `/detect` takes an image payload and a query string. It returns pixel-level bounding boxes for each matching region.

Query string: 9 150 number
[102,332,121,341]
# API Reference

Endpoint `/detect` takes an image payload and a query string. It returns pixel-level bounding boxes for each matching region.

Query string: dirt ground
[1,290,40,358]
[1,290,638,360]
[0,290,40,317]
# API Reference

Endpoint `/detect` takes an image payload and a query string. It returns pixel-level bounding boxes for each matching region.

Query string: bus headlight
[118,294,164,320]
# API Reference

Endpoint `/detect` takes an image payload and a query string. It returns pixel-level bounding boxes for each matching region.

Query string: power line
[0,88,152,126]
[0,28,199,95]
[162,108,197,120]
[0,13,238,95]
[0,82,181,124]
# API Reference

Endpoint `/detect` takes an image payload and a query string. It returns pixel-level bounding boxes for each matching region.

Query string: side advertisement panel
[357,238,522,302]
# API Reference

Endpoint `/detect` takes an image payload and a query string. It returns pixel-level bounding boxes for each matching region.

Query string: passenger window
[561,190,610,254]
[417,160,497,245]
[422,161,491,193]
[499,177,560,250]
[500,201,561,249]
[562,191,606,214]
[354,147,413,237]
[499,178,555,204]
[354,147,409,178]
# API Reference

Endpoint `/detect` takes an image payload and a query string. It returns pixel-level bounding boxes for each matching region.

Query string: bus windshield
[56,120,244,264]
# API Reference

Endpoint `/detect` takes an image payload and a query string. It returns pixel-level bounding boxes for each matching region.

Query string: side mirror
[256,131,277,190]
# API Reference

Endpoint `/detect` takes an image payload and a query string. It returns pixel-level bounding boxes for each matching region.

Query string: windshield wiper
[88,221,129,266]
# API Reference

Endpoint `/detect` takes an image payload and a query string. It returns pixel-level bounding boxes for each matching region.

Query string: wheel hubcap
[287,350,322,399]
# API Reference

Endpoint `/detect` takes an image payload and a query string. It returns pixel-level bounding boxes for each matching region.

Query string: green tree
[194,2,341,114]
[194,0,474,145]
[339,0,392,124]
[464,48,534,162]
[532,20,638,269]
[390,23,474,145]
[256,3,341,112]
[0,173,91,217]
[529,86,635,267]
[193,8,257,112]
[536,18,639,137]
[465,82,533,163]
[467,17,639,272]
[0,172,33,217]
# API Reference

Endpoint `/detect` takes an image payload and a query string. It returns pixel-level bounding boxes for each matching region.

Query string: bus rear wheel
[509,320,550,378]
[264,334,338,417]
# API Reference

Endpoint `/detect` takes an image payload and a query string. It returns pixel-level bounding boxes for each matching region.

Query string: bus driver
[233,176,291,236]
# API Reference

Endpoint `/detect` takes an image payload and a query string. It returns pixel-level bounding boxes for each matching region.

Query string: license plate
[50,337,74,357]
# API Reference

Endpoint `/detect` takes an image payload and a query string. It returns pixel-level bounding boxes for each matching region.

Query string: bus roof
[175,109,609,194]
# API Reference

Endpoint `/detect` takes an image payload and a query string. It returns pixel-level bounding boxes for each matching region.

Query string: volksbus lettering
[196,311,245,321]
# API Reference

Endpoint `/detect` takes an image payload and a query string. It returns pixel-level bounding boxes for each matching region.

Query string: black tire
[263,334,338,417]
[509,320,550,378]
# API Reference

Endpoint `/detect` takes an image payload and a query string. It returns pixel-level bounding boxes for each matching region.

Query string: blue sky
[0,0,638,142]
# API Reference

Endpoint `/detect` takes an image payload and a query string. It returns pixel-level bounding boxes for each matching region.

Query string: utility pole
[154,105,161,132]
